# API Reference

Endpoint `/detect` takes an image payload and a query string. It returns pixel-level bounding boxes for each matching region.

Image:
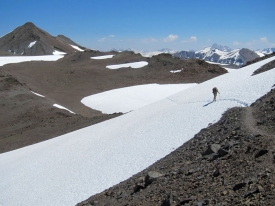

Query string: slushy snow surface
[81,83,197,114]
[0,56,275,206]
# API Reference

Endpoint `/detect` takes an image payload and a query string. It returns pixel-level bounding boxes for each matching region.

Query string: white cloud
[98,35,115,42]
[98,37,107,42]
[245,37,272,49]
[163,34,178,42]
[260,37,268,43]
[182,36,197,43]
[233,41,240,46]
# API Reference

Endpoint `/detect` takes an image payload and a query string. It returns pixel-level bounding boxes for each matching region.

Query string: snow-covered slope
[0,57,275,206]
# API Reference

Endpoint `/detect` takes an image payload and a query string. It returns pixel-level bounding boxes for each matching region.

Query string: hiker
[212,87,220,101]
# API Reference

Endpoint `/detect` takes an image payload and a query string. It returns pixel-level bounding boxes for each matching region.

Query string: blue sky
[0,0,274,51]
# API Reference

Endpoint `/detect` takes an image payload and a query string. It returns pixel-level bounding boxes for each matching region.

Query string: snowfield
[0,56,275,206]
[81,83,197,114]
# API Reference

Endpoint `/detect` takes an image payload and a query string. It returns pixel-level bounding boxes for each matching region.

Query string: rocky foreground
[78,86,275,205]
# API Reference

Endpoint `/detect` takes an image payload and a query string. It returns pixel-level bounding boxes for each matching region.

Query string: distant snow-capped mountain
[255,48,275,56]
[0,22,85,55]
[173,44,260,66]
[211,43,232,52]
[116,48,177,57]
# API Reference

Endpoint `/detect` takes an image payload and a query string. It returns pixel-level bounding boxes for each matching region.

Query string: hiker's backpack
[213,87,218,93]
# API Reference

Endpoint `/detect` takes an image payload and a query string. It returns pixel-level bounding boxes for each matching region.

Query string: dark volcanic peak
[0,22,81,55]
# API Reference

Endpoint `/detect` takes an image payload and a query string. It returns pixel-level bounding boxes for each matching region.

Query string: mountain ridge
[173,45,259,67]
[0,22,83,55]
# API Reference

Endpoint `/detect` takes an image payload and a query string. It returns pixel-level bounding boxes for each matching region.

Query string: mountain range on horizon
[0,22,274,66]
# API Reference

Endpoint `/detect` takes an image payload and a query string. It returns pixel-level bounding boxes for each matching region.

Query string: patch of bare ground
[0,71,121,154]
[78,88,275,206]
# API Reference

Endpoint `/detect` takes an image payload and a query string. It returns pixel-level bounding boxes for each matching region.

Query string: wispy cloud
[245,37,270,47]
[163,34,178,42]
[98,37,107,42]
[141,37,158,43]
[98,35,115,42]
[260,37,268,43]
[233,41,240,46]
[237,37,275,50]
[182,36,197,43]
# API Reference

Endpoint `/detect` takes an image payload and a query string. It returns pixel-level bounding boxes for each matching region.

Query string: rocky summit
[0,22,83,55]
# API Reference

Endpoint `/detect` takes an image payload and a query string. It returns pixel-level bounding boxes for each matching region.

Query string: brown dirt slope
[0,71,121,154]
[78,87,275,206]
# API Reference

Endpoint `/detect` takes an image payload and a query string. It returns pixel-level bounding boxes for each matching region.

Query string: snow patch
[91,55,114,59]
[53,104,75,114]
[31,91,45,97]
[70,44,84,52]
[28,41,36,48]
[255,52,265,57]
[106,61,148,69]
[170,69,183,73]
[53,50,66,55]
[0,55,64,67]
